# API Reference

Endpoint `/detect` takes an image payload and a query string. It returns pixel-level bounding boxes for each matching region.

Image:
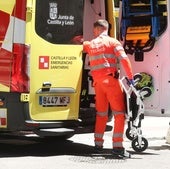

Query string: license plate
[39,96,70,106]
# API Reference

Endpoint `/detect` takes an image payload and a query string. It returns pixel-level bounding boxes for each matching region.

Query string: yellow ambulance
[0,0,114,138]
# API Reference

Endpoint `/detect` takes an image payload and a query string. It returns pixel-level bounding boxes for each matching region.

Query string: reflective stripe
[89,53,117,72]
[95,133,104,147]
[95,141,104,147]
[112,111,125,115]
[96,111,108,117]
[94,133,104,139]
[13,17,26,44]
[118,53,128,60]
[113,133,123,138]
[113,142,123,148]
[2,16,13,52]
[89,54,115,61]
[114,44,128,59]
[121,53,127,58]
[91,63,117,71]
[115,45,124,51]
[113,132,123,148]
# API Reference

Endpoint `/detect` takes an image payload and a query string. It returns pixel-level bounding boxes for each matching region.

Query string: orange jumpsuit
[83,33,133,148]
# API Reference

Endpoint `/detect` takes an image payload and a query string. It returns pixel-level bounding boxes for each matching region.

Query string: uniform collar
[99,31,108,37]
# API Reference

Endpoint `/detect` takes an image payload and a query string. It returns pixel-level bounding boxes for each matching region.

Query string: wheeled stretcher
[120,76,148,152]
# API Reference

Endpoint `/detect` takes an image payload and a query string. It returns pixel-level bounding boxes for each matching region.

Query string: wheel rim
[132,137,148,152]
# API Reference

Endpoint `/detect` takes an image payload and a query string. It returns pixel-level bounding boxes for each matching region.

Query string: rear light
[0,109,7,127]
[25,121,40,127]
[0,101,4,106]
[11,44,30,92]
[1,118,6,126]
[0,97,5,107]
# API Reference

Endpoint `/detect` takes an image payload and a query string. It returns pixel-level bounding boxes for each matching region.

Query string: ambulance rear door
[0,0,15,92]
[26,0,83,121]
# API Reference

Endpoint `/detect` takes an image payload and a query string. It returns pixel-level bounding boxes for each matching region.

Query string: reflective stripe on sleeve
[114,45,124,51]
[118,53,128,59]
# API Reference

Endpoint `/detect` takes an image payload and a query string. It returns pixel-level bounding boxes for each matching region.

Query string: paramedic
[83,19,134,158]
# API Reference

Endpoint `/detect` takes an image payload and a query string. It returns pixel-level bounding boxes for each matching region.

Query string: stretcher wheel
[140,86,152,98]
[134,73,142,84]
[126,128,135,140]
[132,137,148,152]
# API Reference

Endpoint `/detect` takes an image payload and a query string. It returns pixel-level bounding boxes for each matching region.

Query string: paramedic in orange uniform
[83,19,133,158]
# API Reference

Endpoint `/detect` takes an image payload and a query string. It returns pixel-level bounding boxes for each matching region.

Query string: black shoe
[94,145,103,153]
[112,148,131,158]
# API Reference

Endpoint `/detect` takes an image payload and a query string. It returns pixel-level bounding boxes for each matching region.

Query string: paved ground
[69,116,170,169]
[0,116,169,169]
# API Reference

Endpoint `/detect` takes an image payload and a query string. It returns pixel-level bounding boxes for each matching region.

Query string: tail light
[11,44,30,92]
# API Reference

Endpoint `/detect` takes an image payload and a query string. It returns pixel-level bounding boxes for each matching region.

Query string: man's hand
[129,79,135,86]
[125,77,134,86]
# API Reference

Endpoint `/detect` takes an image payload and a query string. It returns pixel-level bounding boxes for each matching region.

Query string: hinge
[20,93,30,102]
[27,0,33,13]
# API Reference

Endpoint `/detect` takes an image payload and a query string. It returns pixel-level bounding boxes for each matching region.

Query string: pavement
[70,116,170,169]
[0,115,169,169]
[137,116,170,140]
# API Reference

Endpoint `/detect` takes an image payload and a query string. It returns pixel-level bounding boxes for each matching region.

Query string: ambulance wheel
[126,128,135,140]
[140,87,152,98]
[132,137,148,152]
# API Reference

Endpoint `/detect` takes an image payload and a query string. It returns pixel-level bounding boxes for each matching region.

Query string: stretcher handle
[124,77,141,98]
[125,77,132,86]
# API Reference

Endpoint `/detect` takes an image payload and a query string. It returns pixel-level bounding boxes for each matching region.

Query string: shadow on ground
[0,136,159,159]
[147,144,170,151]
[0,125,161,159]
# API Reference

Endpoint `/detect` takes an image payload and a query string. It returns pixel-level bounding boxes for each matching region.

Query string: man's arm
[83,41,90,53]
[114,43,133,80]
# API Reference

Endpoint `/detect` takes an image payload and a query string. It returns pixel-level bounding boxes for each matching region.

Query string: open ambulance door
[25,0,83,137]
[79,0,115,125]
[0,1,15,92]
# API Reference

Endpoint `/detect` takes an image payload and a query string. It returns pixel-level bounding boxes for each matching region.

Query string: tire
[134,73,142,84]
[125,128,135,140]
[140,86,152,98]
[132,137,148,152]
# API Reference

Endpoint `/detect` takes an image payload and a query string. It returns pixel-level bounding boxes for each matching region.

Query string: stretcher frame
[119,76,148,152]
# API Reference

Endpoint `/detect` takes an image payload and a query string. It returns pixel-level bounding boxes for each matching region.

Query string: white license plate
[39,96,70,106]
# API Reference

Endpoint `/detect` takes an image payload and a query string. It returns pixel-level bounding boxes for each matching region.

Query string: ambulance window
[35,0,84,44]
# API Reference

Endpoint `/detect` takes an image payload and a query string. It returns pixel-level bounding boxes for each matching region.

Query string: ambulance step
[33,128,75,137]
